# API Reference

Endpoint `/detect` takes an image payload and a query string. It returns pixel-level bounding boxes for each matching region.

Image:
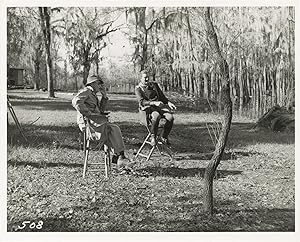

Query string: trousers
[147,106,174,138]
[79,119,125,155]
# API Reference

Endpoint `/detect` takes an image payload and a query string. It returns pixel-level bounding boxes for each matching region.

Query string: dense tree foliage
[63,7,123,85]
[7,8,45,90]
[126,7,295,117]
[7,6,294,115]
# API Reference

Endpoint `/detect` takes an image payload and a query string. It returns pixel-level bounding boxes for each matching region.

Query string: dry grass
[7,89,295,232]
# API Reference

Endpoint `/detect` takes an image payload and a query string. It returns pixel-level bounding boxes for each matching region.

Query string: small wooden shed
[8,68,24,86]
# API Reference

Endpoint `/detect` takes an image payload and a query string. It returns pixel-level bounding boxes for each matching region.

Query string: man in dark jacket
[135,70,176,146]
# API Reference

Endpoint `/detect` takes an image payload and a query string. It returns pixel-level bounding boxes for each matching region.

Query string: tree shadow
[8,94,59,101]
[7,159,83,169]
[174,151,259,161]
[119,121,294,153]
[8,206,293,232]
[9,98,74,111]
[136,166,242,178]
[8,119,292,163]
[8,93,139,112]
[7,123,80,149]
[143,207,295,232]
[7,91,294,158]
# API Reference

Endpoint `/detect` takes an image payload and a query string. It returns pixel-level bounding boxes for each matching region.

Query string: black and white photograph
[1,0,299,241]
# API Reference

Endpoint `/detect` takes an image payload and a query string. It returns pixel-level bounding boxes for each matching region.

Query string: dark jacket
[135,82,168,110]
[72,86,108,126]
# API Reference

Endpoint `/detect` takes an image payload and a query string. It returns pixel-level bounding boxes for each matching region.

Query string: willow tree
[64,7,121,85]
[7,8,25,67]
[126,7,164,72]
[203,7,233,215]
[24,8,44,90]
[7,8,44,90]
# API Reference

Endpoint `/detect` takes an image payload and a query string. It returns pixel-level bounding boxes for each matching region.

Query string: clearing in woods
[7,90,295,232]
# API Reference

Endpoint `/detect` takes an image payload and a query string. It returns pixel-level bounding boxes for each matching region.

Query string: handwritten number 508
[18,220,43,230]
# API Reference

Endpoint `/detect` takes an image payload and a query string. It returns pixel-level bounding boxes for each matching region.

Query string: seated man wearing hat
[72,74,131,168]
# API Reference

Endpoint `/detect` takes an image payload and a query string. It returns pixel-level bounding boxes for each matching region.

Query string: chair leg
[161,143,174,161]
[135,133,151,158]
[83,139,90,178]
[136,131,175,162]
[156,136,173,160]
[146,145,156,162]
[104,144,111,178]
[83,131,86,153]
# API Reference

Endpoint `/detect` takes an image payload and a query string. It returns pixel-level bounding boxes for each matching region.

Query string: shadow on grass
[8,92,211,114]
[7,123,111,153]
[8,93,139,112]
[7,124,80,148]
[145,208,295,232]
[8,120,293,161]
[119,121,295,153]
[8,95,57,101]
[136,166,242,178]
[7,159,83,168]
[7,207,294,232]
[9,99,74,111]
[8,89,294,155]
[7,217,77,232]
[172,150,259,161]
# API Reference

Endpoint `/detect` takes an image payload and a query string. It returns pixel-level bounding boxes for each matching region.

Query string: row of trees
[7,7,295,117]
[125,7,295,117]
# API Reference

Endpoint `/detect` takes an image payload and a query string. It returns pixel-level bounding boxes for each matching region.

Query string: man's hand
[89,113,104,118]
[167,101,177,110]
[151,101,163,107]
[88,113,108,123]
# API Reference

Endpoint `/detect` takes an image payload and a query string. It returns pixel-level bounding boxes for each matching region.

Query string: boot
[150,134,157,146]
[161,136,171,145]
[112,154,119,164]
[117,151,133,169]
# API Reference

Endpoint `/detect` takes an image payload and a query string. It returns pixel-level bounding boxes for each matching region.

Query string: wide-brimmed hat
[86,75,103,86]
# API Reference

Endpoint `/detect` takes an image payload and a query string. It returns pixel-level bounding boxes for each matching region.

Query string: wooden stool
[81,119,111,178]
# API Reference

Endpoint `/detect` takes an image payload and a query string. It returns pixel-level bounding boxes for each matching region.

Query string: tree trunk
[75,75,78,92]
[238,58,244,114]
[39,7,55,98]
[203,7,233,215]
[33,61,40,90]
[258,73,263,116]
[203,62,209,99]
[33,52,41,90]
[140,8,147,71]
[262,66,267,113]
[141,31,148,71]
[32,41,43,91]
[82,62,91,86]
[64,60,68,90]
[286,6,294,109]
[185,8,196,96]
[272,68,277,106]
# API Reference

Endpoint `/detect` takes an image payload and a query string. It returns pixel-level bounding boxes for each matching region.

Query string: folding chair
[135,109,173,162]
[81,116,111,178]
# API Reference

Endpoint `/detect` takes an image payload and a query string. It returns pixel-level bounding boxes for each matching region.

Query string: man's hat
[86,75,103,86]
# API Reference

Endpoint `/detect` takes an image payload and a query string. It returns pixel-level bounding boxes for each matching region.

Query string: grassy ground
[7,89,295,232]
